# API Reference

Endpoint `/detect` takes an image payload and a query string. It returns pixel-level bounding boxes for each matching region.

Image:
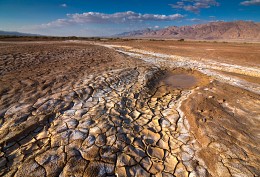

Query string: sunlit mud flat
[0,41,259,177]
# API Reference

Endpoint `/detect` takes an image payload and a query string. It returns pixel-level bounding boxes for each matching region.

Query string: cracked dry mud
[0,41,260,177]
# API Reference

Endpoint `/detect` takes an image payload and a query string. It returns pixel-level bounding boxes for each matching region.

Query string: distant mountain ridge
[116,21,260,41]
[0,30,41,36]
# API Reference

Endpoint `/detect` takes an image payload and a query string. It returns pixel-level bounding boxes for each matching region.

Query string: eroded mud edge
[98,44,260,95]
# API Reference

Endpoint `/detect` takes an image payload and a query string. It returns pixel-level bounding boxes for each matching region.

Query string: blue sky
[0,0,259,36]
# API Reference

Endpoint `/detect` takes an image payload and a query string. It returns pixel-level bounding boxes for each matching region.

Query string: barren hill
[0,30,41,36]
[118,21,260,41]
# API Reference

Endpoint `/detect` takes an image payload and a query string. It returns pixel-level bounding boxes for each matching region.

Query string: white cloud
[32,11,184,29]
[61,4,67,7]
[170,0,219,13]
[240,0,260,6]
[188,18,203,22]
[67,11,184,23]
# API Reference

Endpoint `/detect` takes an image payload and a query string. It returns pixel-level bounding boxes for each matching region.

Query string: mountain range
[116,21,260,42]
[0,30,41,36]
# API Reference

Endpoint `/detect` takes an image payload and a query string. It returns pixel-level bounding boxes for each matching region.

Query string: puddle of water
[162,73,198,89]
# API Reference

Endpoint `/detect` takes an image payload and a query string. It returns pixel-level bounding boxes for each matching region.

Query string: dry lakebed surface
[0,40,259,177]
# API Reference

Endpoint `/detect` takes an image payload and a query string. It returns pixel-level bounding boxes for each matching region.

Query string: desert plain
[0,39,259,177]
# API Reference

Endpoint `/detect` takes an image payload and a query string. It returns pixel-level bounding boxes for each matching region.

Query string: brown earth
[0,41,259,177]
[101,40,260,68]
[182,81,260,177]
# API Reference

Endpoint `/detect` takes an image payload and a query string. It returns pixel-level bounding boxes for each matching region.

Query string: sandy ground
[0,40,259,177]
[100,40,260,67]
